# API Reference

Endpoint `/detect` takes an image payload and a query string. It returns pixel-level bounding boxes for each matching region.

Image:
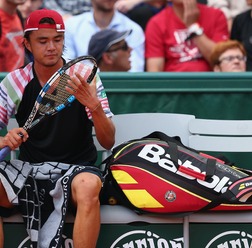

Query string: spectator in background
[210,40,246,72]
[207,0,250,32]
[42,0,92,20]
[145,0,229,72]
[115,0,167,30]
[17,0,43,23]
[64,0,145,72]
[88,29,132,72]
[230,0,252,71]
[115,0,149,13]
[0,0,27,72]
[17,0,43,64]
[114,0,206,15]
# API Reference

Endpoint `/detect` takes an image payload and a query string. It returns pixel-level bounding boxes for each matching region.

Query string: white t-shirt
[63,10,145,72]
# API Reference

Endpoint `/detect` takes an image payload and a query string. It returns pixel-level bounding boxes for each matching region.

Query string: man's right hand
[183,0,200,27]
[0,128,28,150]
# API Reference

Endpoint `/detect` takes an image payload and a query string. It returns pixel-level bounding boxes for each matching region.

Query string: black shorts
[0,165,103,219]
[73,165,103,181]
[0,206,17,218]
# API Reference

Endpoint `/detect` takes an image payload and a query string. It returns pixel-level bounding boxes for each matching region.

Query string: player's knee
[72,173,102,204]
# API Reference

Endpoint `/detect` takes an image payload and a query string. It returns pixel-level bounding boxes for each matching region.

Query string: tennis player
[0,9,115,248]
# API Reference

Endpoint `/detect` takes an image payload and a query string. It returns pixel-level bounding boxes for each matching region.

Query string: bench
[3,113,252,248]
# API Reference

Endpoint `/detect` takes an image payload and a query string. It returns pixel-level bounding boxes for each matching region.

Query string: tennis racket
[0,55,98,161]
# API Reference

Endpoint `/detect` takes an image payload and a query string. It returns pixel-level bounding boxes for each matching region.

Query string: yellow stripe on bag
[123,189,164,208]
[112,170,137,184]
[112,170,164,208]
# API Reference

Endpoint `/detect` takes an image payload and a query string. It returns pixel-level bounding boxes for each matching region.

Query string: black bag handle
[101,131,217,181]
[143,131,216,181]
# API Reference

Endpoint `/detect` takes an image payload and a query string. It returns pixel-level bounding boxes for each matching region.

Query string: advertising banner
[4,222,252,248]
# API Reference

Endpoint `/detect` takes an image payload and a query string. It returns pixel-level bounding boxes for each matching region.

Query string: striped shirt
[0,61,113,163]
[0,61,113,129]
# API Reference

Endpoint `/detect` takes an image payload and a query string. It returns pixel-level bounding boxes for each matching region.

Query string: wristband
[185,23,204,41]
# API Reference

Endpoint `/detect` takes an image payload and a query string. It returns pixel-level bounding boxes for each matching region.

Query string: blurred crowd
[1,0,252,73]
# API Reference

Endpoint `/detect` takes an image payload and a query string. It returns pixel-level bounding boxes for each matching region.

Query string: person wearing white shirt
[63,0,145,72]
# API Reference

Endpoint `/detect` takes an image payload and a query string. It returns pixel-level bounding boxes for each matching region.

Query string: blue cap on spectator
[88,29,132,62]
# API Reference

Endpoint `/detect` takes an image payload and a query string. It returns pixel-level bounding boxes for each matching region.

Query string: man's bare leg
[71,172,102,248]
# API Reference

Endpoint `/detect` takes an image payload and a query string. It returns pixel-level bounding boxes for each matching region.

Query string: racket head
[23,55,98,131]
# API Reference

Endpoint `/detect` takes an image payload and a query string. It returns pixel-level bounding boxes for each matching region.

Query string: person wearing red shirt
[145,0,229,72]
[0,0,26,72]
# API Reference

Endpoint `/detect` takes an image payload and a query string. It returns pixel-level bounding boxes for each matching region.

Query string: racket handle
[0,146,11,161]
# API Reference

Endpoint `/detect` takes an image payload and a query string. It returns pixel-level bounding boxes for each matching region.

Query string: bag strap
[197,176,252,211]
[143,131,186,148]
[102,131,217,181]
[144,131,216,181]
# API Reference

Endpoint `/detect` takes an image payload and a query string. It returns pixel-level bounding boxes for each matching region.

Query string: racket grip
[0,146,11,161]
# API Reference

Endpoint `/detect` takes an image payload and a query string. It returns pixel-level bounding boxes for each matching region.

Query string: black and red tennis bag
[101,131,252,215]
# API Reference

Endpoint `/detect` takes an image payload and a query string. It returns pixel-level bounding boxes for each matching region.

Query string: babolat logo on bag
[101,131,252,215]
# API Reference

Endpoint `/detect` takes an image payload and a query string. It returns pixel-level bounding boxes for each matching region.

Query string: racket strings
[39,73,72,114]
[36,57,97,116]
